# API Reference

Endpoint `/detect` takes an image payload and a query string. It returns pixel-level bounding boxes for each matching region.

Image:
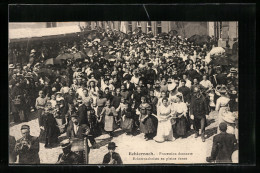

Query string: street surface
[9,111,235,164]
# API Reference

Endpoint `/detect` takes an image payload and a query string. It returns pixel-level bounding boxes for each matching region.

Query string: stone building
[9,21,238,48]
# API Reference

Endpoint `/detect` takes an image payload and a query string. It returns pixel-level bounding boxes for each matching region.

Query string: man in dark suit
[77,98,88,125]
[66,113,96,147]
[190,86,209,142]
[15,125,40,164]
[66,113,96,163]
[56,139,80,164]
[103,142,123,164]
[206,122,238,163]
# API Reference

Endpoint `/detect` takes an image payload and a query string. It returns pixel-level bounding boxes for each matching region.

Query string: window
[157,21,162,34]
[214,22,222,39]
[137,21,142,30]
[157,27,162,34]
[147,21,152,32]
[128,21,132,32]
[46,22,57,28]
[111,21,114,30]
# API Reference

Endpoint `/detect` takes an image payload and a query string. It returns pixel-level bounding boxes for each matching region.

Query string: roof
[9,25,81,40]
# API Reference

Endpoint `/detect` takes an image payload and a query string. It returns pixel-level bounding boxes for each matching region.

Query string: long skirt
[121,117,134,132]
[139,115,156,134]
[104,115,116,132]
[175,116,188,137]
[217,107,229,133]
[37,109,45,126]
[154,118,173,142]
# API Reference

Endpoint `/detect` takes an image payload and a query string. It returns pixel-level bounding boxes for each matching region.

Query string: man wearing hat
[14,125,40,164]
[190,86,209,142]
[102,142,123,164]
[67,113,91,140]
[57,139,80,164]
[206,122,238,163]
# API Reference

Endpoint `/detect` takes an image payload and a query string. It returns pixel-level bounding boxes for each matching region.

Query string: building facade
[9,21,238,48]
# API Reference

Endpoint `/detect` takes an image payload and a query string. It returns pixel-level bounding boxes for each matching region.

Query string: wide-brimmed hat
[21,124,30,130]
[60,139,71,149]
[9,64,15,69]
[230,68,238,73]
[87,78,98,86]
[167,78,173,83]
[77,97,83,103]
[107,142,117,149]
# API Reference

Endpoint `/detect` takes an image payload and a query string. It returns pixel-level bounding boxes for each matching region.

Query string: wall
[9,22,47,29]
[169,22,208,38]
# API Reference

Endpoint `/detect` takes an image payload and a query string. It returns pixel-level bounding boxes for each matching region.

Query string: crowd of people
[9,27,239,164]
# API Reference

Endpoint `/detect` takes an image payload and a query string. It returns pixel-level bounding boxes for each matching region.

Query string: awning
[9,25,81,42]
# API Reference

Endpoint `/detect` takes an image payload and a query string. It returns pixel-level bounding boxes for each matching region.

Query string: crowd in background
[9,27,239,163]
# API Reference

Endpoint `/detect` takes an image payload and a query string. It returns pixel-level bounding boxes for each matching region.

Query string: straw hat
[60,139,71,149]
[87,78,98,86]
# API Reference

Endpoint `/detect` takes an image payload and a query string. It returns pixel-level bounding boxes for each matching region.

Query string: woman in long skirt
[100,100,118,137]
[172,95,189,138]
[120,105,134,135]
[215,86,230,133]
[35,90,48,127]
[116,98,129,126]
[95,91,107,135]
[154,98,174,143]
[139,96,156,141]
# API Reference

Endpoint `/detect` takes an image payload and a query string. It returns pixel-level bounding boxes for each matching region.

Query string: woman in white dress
[215,86,230,133]
[154,98,174,143]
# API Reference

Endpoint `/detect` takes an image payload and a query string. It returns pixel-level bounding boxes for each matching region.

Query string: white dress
[215,96,230,133]
[153,105,173,142]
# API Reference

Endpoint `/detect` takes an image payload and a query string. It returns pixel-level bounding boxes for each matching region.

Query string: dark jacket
[43,112,60,143]
[66,122,90,140]
[103,152,123,164]
[190,94,209,119]
[178,86,191,103]
[124,82,135,92]
[77,104,88,125]
[111,95,122,109]
[209,132,237,163]
[15,135,40,164]
[9,135,17,163]
[57,152,81,164]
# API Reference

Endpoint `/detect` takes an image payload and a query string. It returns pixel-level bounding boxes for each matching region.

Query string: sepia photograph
[8,20,239,165]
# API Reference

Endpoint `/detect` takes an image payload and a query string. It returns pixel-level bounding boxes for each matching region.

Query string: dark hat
[124,74,132,81]
[107,142,117,149]
[219,122,227,132]
[21,125,30,130]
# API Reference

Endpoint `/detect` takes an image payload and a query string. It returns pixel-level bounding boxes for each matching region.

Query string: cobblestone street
[9,111,227,164]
